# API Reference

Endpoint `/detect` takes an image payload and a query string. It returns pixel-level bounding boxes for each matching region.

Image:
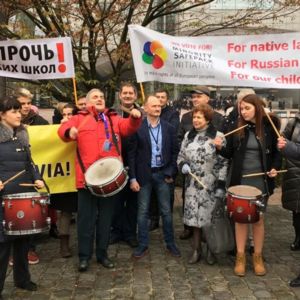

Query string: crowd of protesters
[1,83,300,299]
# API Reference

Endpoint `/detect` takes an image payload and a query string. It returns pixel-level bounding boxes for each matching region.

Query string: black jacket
[219,117,282,195]
[22,110,49,126]
[281,113,300,212]
[161,105,180,132]
[0,124,41,242]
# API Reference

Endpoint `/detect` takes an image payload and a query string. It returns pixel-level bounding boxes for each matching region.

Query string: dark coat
[178,110,224,144]
[161,105,180,132]
[128,118,179,186]
[219,117,282,195]
[0,124,41,242]
[281,114,300,212]
[22,110,49,126]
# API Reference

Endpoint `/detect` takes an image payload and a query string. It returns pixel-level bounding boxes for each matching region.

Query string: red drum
[2,192,51,235]
[84,157,128,197]
[227,185,262,223]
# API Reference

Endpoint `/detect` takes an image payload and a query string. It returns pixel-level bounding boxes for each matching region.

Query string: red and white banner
[0,37,74,80]
[129,25,300,88]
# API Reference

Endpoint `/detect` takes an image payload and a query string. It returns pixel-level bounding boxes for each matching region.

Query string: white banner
[0,37,75,80]
[129,25,300,89]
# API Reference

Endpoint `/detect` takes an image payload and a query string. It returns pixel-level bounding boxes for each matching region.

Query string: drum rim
[4,227,49,235]
[227,185,262,198]
[85,157,126,187]
[2,192,49,199]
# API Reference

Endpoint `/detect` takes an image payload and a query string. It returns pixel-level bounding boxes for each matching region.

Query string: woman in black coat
[0,96,44,298]
[215,94,281,277]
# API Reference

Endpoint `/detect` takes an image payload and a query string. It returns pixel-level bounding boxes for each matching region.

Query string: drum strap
[76,147,86,173]
[107,115,121,156]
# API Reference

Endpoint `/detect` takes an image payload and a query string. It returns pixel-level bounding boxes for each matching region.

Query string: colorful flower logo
[142,41,168,69]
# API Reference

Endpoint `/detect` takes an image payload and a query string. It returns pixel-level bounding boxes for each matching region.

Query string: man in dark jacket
[128,95,180,258]
[178,85,225,240]
[149,89,180,231]
[110,82,141,248]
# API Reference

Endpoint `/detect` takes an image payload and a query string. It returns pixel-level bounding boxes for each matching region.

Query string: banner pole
[72,77,78,106]
[139,82,145,104]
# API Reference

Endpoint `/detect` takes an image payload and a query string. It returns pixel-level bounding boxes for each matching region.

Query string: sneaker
[9,256,13,266]
[28,251,39,265]
[15,280,37,291]
[132,246,148,258]
[167,244,181,257]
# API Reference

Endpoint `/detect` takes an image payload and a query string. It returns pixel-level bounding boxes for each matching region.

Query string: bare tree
[1,0,300,103]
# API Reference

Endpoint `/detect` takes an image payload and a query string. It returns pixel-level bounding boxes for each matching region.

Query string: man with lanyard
[110,82,141,248]
[128,95,180,258]
[58,88,142,272]
[149,89,180,231]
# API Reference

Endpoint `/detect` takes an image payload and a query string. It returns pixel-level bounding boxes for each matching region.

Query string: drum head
[228,185,262,197]
[3,192,49,200]
[85,157,123,186]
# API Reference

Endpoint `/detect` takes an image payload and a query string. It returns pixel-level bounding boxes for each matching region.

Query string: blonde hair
[16,88,33,99]
[237,88,255,102]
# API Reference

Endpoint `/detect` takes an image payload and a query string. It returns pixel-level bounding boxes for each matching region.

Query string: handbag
[203,201,235,255]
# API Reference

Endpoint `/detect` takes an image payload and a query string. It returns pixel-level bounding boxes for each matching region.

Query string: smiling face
[87,90,105,112]
[240,100,256,123]
[1,108,22,129]
[191,93,209,107]
[192,111,208,130]
[119,86,137,108]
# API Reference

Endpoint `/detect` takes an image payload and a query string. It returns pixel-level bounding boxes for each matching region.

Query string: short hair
[192,103,214,122]
[119,82,137,95]
[237,88,255,102]
[0,96,21,113]
[155,89,169,99]
[144,94,158,105]
[86,88,104,101]
[16,88,33,100]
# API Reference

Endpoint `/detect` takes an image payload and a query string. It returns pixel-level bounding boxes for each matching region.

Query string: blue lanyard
[149,124,160,152]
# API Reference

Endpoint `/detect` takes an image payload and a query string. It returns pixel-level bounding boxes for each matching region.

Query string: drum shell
[2,192,50,235]
[86,169,128,197]
[227,191,260,224]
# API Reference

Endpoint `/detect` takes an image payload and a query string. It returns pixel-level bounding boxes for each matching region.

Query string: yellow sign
[27,125,77,194]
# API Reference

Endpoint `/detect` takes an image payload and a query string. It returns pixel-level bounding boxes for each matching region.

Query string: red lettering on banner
[56,43,66,73]
[230,71,249,80]
[227,43,247,53]
[250,41,289,52]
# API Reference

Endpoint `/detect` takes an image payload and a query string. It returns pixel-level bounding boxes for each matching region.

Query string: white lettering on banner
[128,25,300,88]
[0,37,74,80]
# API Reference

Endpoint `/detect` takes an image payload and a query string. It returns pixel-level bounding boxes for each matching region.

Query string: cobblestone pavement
[2,187,300,300]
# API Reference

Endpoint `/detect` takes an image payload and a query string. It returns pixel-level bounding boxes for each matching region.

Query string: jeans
[137,171,175,248]
[77,189,116,261]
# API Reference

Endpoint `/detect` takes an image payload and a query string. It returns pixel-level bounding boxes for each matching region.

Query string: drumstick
[3,170,26,186]
[265,113,281,138]
[224,124,248,137]
[188,171,207,189]
[19,183,37,187]
[242,169,287,178]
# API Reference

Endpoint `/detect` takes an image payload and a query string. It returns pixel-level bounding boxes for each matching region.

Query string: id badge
[103,140,111,152]
[155,154,162,166]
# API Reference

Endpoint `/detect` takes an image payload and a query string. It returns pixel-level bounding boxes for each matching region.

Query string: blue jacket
[127,118,179,186]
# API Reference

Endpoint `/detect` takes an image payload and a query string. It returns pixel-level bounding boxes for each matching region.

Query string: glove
[181,164,191,175]
[214,188,226,200]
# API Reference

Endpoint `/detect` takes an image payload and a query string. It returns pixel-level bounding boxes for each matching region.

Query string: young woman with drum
[214,94,281,277]
[0,96,45,297]
[177,103,228,265]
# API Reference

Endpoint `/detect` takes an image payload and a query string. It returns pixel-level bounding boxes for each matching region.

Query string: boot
[252,253,266,276]
[234,252,246,276]
[290,233,300,251]
[60,235,72,258]
[188,249,201,264]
